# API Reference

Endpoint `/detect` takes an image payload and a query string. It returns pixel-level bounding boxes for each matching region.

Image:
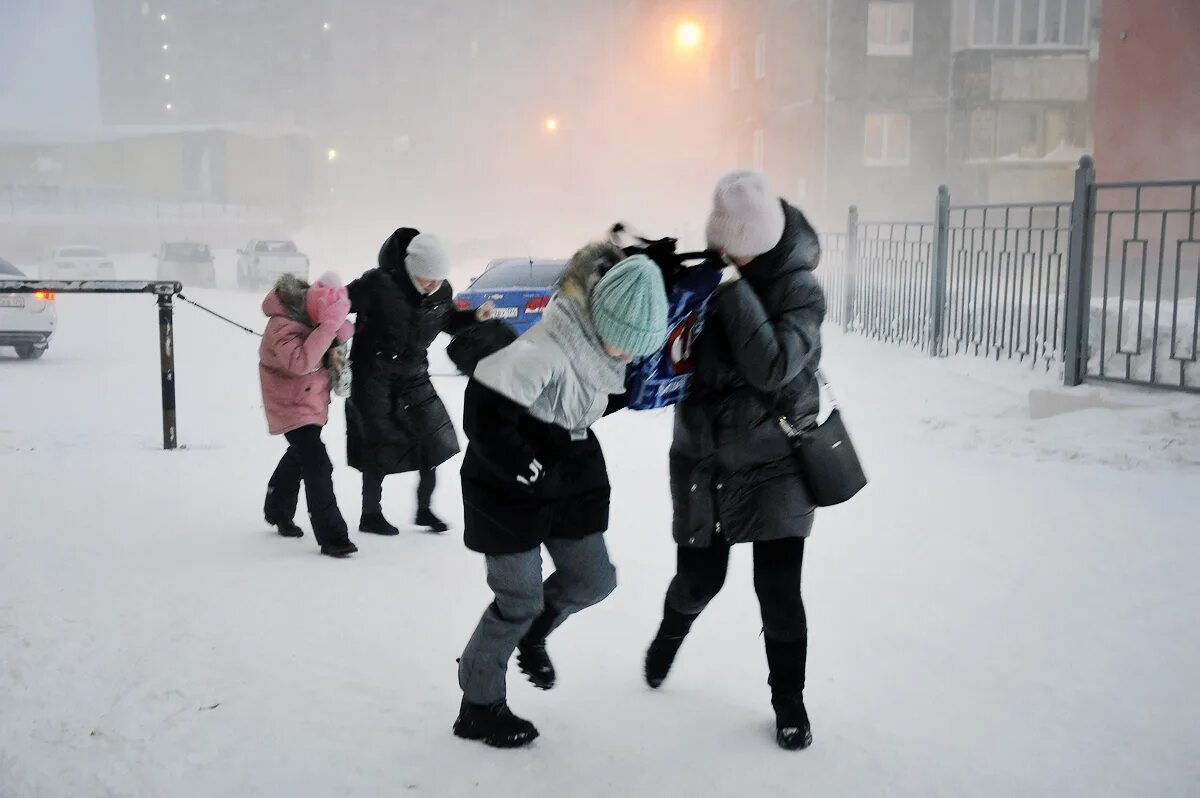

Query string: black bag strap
[747,366,840,441]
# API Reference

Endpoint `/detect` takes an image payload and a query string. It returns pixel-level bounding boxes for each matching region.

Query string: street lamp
[327,148,338,162]
[160,13,167,21]
[163,73,171,81]
[544,116,560,133]
[675,20,703,51]
[322,22,331,31]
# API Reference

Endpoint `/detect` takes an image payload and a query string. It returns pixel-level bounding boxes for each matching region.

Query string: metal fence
[821,194,1071,371]
[820,157,1197,393]
[943,201,1072,368]
[1079,175,1200,392]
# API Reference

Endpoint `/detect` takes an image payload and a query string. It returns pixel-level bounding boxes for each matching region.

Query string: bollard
[158,293,178,450]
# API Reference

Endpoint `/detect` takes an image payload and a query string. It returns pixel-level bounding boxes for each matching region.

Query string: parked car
[39,245,115,280]
[155,241,216,288]
[0,257,57,360]
[236,240,309,289]
[453,258,567,337]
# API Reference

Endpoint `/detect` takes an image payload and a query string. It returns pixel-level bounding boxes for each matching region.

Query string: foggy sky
[0,0,101,129]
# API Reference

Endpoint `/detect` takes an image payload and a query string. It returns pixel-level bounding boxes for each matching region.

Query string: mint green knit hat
[590,254,669,358]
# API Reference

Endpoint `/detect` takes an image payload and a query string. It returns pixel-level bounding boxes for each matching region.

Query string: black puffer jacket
[345,228,474,475]
[460,381,623,555]
[671,202,826,547]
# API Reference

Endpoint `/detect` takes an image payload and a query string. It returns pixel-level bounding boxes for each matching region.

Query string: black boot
[452,698,539,748]
[320,540,359,558]
[415,507,449,533]
[268,518,304,538]
[311,504,355,558]
[359,511,399,536]
[644,601,699,689]
[765,637,811,751]
[516,608,559,690]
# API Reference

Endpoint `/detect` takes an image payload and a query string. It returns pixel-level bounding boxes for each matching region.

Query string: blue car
[454,258,567,336]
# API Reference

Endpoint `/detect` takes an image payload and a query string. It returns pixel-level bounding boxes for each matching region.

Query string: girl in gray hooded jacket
[453,243,668,749]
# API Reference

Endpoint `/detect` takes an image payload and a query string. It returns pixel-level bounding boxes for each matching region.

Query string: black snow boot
[644,601,699,689]
[267,517,304,538]
[452,698,539,748]
[311,504,355,558]
[516,608,559,690]
[414,507,449,533]
[359,511,400,536]
[765,637,811,751]
[320,540,359,558]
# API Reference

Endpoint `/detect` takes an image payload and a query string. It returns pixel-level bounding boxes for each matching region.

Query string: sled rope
[177,294,263,337]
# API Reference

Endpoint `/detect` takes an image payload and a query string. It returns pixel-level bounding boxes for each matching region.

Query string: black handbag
[757,370,867,507]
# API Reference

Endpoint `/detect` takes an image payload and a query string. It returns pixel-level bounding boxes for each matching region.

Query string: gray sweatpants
[458,534,618,705]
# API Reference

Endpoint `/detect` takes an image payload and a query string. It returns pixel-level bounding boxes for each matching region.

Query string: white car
[236,240,309,289]
[0,257,57,360]
[39,245,116,280]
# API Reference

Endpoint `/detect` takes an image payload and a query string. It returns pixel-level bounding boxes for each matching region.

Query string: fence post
[1063,155,1096,387]
[928,185,951,356]
[844,205,859,331]
[157,293,178,450]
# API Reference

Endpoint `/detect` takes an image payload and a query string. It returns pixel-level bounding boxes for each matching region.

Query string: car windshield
[469,260,564,291]
[256,241,297,254]
[0,258,23,277]
[59,247,105,258]
[165,243,210,259]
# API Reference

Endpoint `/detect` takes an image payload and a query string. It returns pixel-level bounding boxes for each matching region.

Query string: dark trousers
[362,468,436,515]
[667,537,808,644]
[264,425,348,546]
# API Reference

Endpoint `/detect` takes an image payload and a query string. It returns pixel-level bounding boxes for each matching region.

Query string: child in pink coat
[260,272,357,558]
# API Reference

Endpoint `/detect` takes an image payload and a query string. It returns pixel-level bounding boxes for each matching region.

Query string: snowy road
[1,265,1199,797]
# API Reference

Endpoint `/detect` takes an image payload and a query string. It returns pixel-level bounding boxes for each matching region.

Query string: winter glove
[516,459,545,488]
[306,272,352,328]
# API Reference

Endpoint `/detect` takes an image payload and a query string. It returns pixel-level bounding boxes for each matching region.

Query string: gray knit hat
[405,233,450,281]
[705,170,786,259]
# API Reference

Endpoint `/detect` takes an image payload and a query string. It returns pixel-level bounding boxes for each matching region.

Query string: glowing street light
[163,73,171,81]
[544,116,560,133]
[675,20,703,51]
[160,13,167,21]
[162,43,169,51]
[322,21,331,31]
[165,103,173,111]
[327,148,339,162]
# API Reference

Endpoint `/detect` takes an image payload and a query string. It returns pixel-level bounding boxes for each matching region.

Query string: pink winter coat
[259,291,341,436]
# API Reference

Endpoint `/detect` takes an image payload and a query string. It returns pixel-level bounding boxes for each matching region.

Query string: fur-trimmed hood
[556,241,625,311]
[262,273,313,326]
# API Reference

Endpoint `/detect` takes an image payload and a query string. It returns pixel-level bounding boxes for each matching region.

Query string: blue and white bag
[626,262,721,410]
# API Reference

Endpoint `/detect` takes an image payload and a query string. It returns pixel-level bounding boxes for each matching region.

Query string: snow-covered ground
[2,256,1199,797]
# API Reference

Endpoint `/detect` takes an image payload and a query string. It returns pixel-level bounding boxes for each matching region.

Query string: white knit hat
[704,170,786,259]
[405,233,450,281]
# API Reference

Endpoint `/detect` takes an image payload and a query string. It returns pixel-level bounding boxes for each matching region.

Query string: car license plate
[0,296,24,308]
[493,307,518,319]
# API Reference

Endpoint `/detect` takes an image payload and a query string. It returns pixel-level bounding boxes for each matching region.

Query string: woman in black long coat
[643,172,826,751]
[346,228,488,534]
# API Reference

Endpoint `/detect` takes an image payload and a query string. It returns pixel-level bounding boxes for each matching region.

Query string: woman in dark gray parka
[643,170,826,752]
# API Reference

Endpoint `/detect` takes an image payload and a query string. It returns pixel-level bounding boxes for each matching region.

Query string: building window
[971,0,1089,48]
[864,113,911,166]
[754,34,767,79]
[730,48,742,91]
[867,2,914,57]
[969,105,1086,160]
[752,128,765,171]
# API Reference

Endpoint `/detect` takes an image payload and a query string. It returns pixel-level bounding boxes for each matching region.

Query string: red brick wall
[1094,0,1200,181]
